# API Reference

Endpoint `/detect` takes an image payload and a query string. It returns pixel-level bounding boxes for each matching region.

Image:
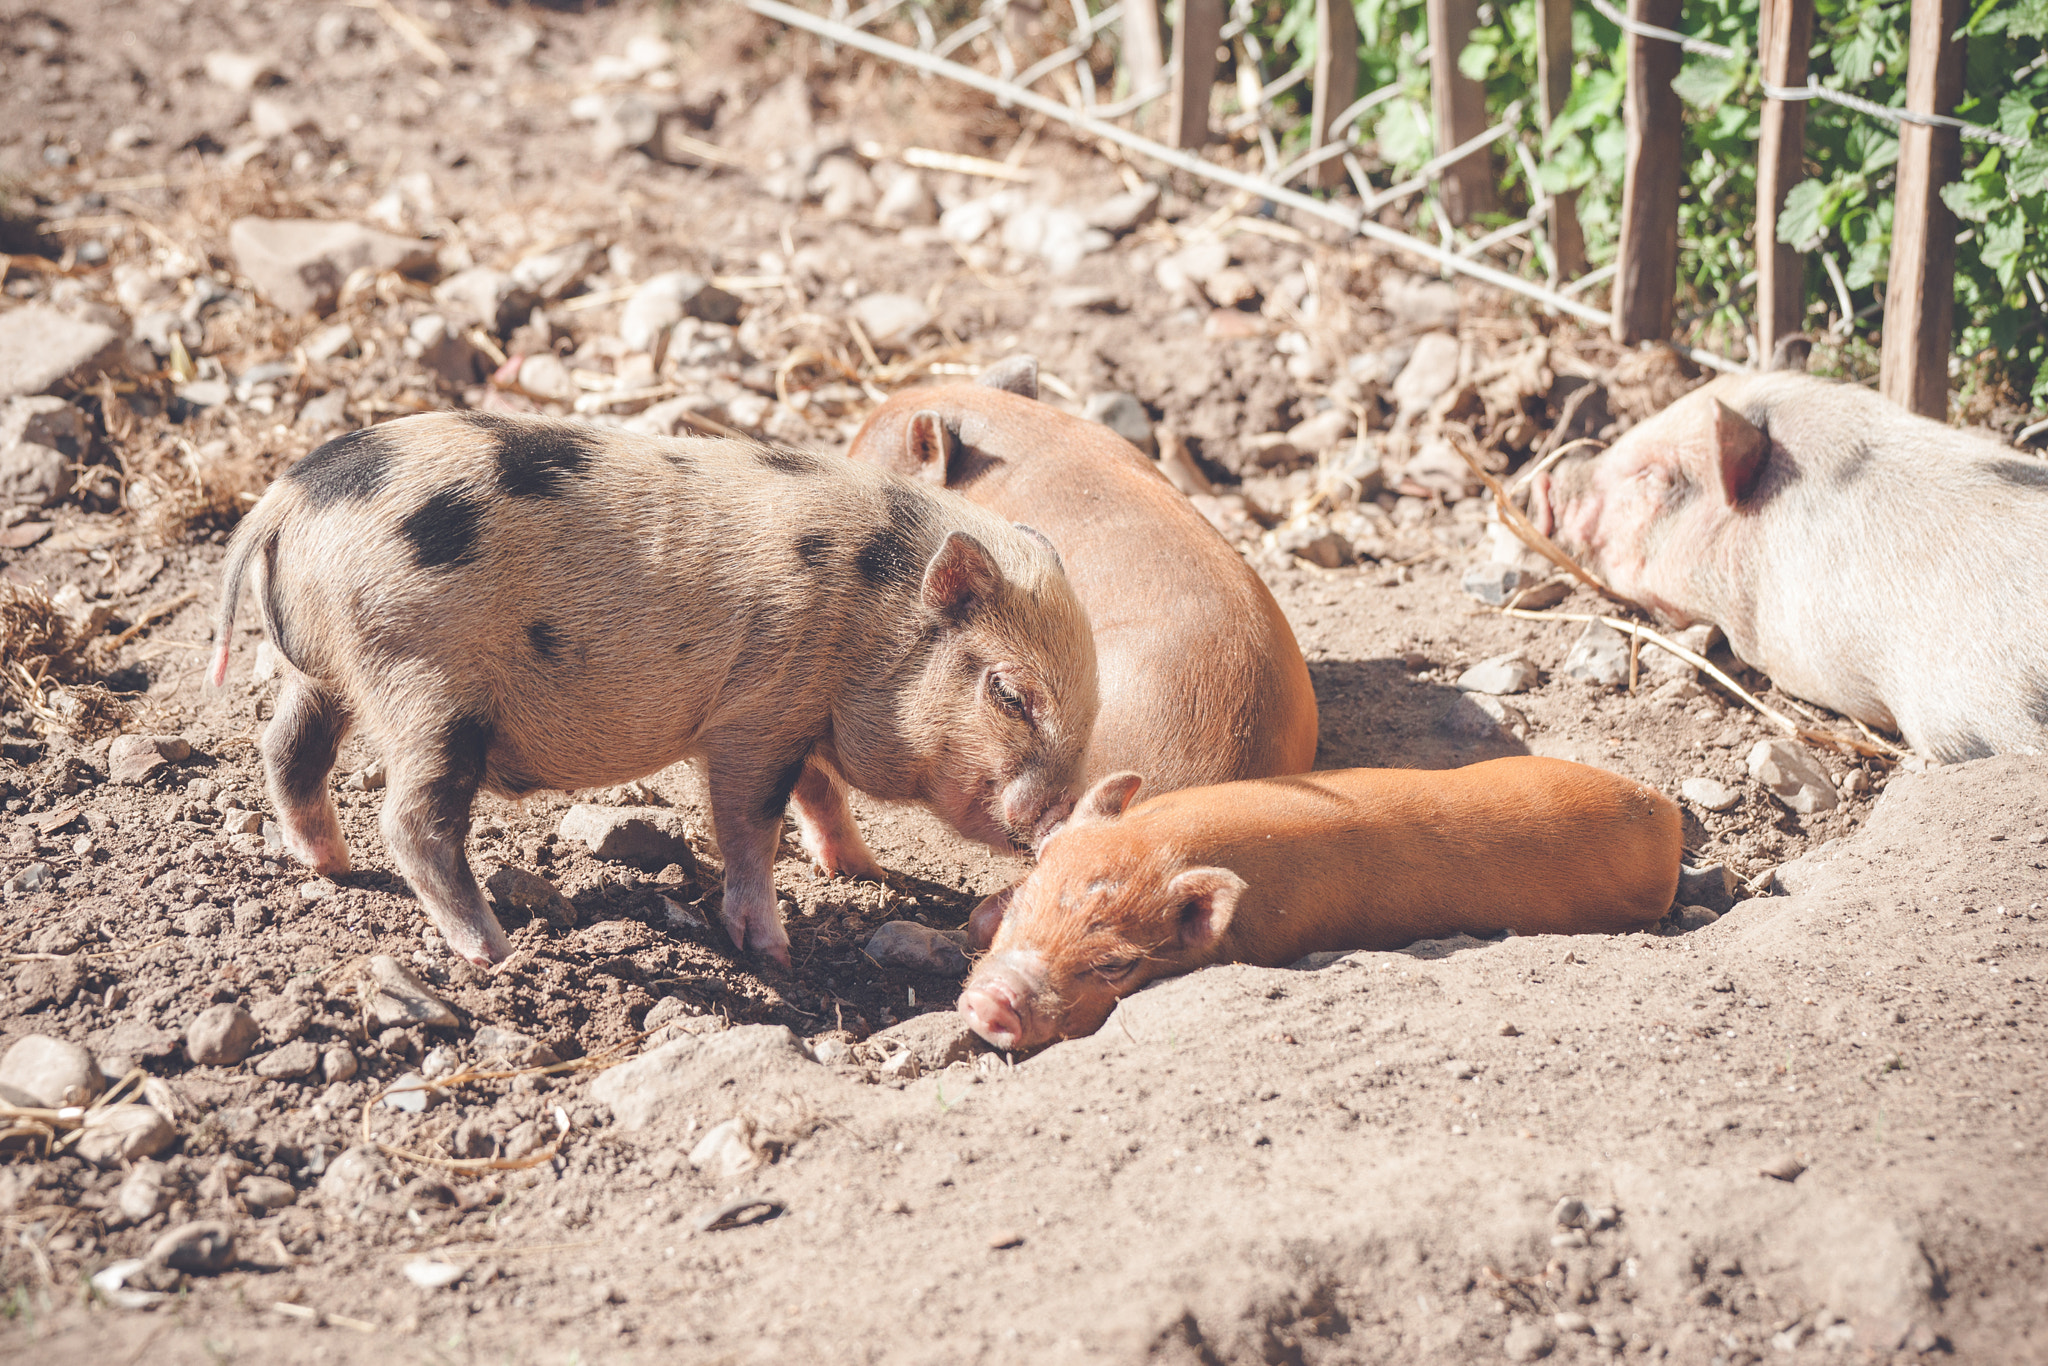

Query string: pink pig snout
[1001,777,1074,854]
[958,948,1048,1051]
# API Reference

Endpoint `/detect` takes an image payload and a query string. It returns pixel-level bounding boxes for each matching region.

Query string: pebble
[107,733,191,785]
[1681,777,1741,812]
[186,1004,260,1066]
[811,1037,852,1065]
[1677,865,1734,913]
[849,292,932,348]
[619,271,740,351]
[557,804,695,866]
[571,90,660,157]
[879,1049,922,1081]
[688,1116,763,1177]
[1503,1321,1555,1362]
[322,1045,359,1083]
[1274,524,1353,570]
[872,168,937,227]
[1461,561,1537,607]
[421,1045,458,1080]
[510,241,600,301]
[938,198,1000,245]
[1441,693,1528,741]
[1593,1321,1624,1350]
[1562,619,1630,688]
[112,1162,171,1226]
[1381,274,1462,330]
[76,1104,175,1165]
[1081,391,1155,456]
[203,50,273,91]
[1674,905,1720,933]
[0,1033,102,1108]
[148,1220,235,1275]
[220,809,264,836]
[473,1025,559,1067]
[1390,332,1462,412]
[1286,407,1354,456]
[0,304,121,398]
[864,921,970,977]
[299,877,338,902]
[362,955,460,1031]
[1553,1312,1592,1334]
[229,217,433,317]
[239,1175,296,1216]
[382,1072,435,1113]
[406,313,483,385]
[1154,240,1230,296]
[403,1259,467,1290]
[1457,652,1540,696]
[254,1039,320,1080]
[1,396,89,507]
[1747,739,1840,814]
[1497,1021,1520,1037]
[4,863,52,894]
[434,266,533,335]
[485,864,574,927]
[1759,1153,1806,1182]
[1551,1196,1588,1228]
[1086,182,1159,234]
[809,154,877,219]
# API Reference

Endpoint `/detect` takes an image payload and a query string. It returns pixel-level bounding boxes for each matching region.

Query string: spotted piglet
[212,412,1099,968]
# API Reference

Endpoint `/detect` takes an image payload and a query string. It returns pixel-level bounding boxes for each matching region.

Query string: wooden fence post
[1169,0,1224,149]
[1611,0,1683,344]
[1308,0,1359,189]
[1756,0,1814,358]
[1427,0,1495,222]
[1879,0,1968,419]
[1535,0,1585,282]
[1121,0,1165,111]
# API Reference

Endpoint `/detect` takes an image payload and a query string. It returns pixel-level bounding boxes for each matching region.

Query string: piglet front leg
[703,750,809,970]
[787,754,886,882]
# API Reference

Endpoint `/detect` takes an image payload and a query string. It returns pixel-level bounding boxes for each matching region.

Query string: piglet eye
[987,672,1030,721]
[1095,957,1139,980]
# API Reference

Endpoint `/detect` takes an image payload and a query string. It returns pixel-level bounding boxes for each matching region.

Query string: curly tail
[210,502,277,688]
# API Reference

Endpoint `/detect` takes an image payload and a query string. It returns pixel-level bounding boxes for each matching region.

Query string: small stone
[0,1033,103,1107]
[1442,693,1527,741]
[485,865,574,927]
[872,168,937,228]
[509,242,600,301]
[186,1004,260,1066]
[1593,1321,1624,1349]
[1562,620,1630,688]
[203,51,273,91]
[1497,1021,1521,1037]
[1748,739,1840,814]
[1676,861,1737,907]
[254,1038,320,1080]
[403,1259,466,1290]
[574,90,660,157]
[472,1025,559,1067]
[865,921,971,976]
[298,877,338,902]
[1390,332,1462,412]
[382,1072,435,1113]
[811,1037,851,1065]
[1674,904,1720,933]
[1553,1312,1592,1334]
[363,955,460,1030]
[111,1162,171,1226]
[0,396,89,507]
[619,271,740,351]
[1287,407,1354,456]
[1081,391,1155,456]
[420,1045,458,1080]
[107,733,190,784]
[939,197,1000,245]
[1551,1196,1588,1228]
[75,1105,175,1165]
[1155,240,1230,295]
[1840,768,1871,797]
[688,1116,763,1177]
[879,1049,921,1081]
[1681,777,1741,812]
[1086,182,1159,234]
[316,1146,387,1205]
[1048,285,1119,312]
[433,267,533,335]
[4,862,52,894]
[229,217,434,317]
[1275,524,1353,570]
[1461,562,1537,607]
[239,1175,296,1216]
[1504,1321,1555,1362]
[557,804,695,866]
[1589,1206,1618,1230]
[149,1220,234,1275]
[809,154,877,219]
[220,809,264,836]
[1759,1153,1806,1182]
[405,313,483,386]
[1381,274,1461,330]
[849,292,931,348]
[0,305,121,399]
[322,1045,358,1084]
[1457,653,1540,696]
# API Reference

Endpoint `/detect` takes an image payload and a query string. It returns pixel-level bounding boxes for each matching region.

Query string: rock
[619,271,741,352]
[1676,861,1737,912]
[4,863,53,895]
[1087,182,1159,234]
[1274,524,1353,570]
[572,90,660,158]
[228,217,434,317]
[1442,693,1527,741]
[1081,391,1155,456]
[1049,285,1120,312]
[1381,274,1461,330]
[939,197,1001,245]
[1401,437,1484,502]
[1457,653,1540,696]
[0,1033,103,1107]
[406,314,482,386]
[420,1044,458,1080]
[880,1049,921,1080]
[864,921,970,977]
[1461,562,1538,607]
[1287,407,1354,456]
[107,735,193,784]
[203,51,273,91]
[322,1046,358,1083]
[811,1037,852,1065]
[688,1116,764,1177]
[1155,241,1230,296]
[510,242,600,301]
[591,1026,818,1133]
[557,804,695,866]
[254,1039,320,1080]
[239,1175,296,1216]
[403,1259,467,1290]
[485,865,573,927]
[1553,1312,1593,1335]
[298,878,337,902]
[0,305,122,399]
[867,1011,985,1072]
[1674,904,1720,932]
[92,1258,174,1308]
[0,396,89,506]
[1562,620,1630,688]
[505,351,576,404]
[1759,1153,1807,1182]
[111,1162,171,1226]
[1390,332,1462,412]
[1503,1321,1554,1361]
[1644,623,1717,681]
[1681,777,1742,812]
[362,955,460,1029]
[1748,740,1840,814]
[13,953,83,1009]
[849,292,931,348]
[149,1221,234,1275]
[809,154,877,219]
[316,1146,386,1205]
[382,1072,435,1113]
[873,168,937,228]
[186,1004,260,1066]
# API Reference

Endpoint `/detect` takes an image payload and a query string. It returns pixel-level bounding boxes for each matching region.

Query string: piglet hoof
[438,916,514,968]
[279,806,351,876]
[747,914,793,971]
[797,828,886,882]
[968,886,1015,950]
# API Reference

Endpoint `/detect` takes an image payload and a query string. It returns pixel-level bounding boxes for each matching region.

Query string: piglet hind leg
[261,673,354,876]
[704,753,807,969]
[378,718,512,967]
[787,757,886,882]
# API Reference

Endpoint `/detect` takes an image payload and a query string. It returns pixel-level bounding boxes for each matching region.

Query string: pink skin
[787,756,887,881]
[956,948,1044,1052]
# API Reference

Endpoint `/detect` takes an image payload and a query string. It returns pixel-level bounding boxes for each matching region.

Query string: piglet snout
[958,950,1046,1050]
[1527,471,1556,539]
[1024,795,1075,853]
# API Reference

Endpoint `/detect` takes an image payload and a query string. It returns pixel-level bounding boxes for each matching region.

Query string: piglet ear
[1167,866,1247,954]
[977,355,1038,400]
[906,411,952,485]
[1767,334,1812,373]
[921,530,1001,616]
[1011,522,1063,573]
[1710,399,1768,506]
[1067,771,1143,829]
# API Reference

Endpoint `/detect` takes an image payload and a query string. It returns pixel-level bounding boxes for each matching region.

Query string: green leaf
[1672,55,1745,111]
[1458,38,1498,82]
[1940,177,2005,224]
[1777,180,1833,251]
[2010,146,2048,200]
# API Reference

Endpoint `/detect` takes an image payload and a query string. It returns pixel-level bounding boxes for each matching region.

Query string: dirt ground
[2,2,2045,1362]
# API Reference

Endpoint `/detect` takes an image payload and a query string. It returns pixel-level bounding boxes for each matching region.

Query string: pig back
[852,385,1318,791]
[1138,758,1681,965]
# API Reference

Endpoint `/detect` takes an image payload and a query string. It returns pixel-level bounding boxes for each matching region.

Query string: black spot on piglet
[462,412,599,498]
[794,531,834,568]
[284,426,393,507]
[527,620,564,661]
[756,446,821,476]
[856,525,922,587]
[1990,459,2048,490]
[402,486,487,569]
[761,754,808,821]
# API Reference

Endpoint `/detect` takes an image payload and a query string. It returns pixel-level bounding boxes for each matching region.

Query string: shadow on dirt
[1309,656,1531,771]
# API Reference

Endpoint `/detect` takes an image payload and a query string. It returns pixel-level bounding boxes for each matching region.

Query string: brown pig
[1529,368,2048,760]
[958,757,1681,1050]
[211,412,1098,968]
[847,359,1318,941]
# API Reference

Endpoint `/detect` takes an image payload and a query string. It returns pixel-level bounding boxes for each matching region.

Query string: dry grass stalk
[0,584,131,737]
[359,1040,645,1175]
